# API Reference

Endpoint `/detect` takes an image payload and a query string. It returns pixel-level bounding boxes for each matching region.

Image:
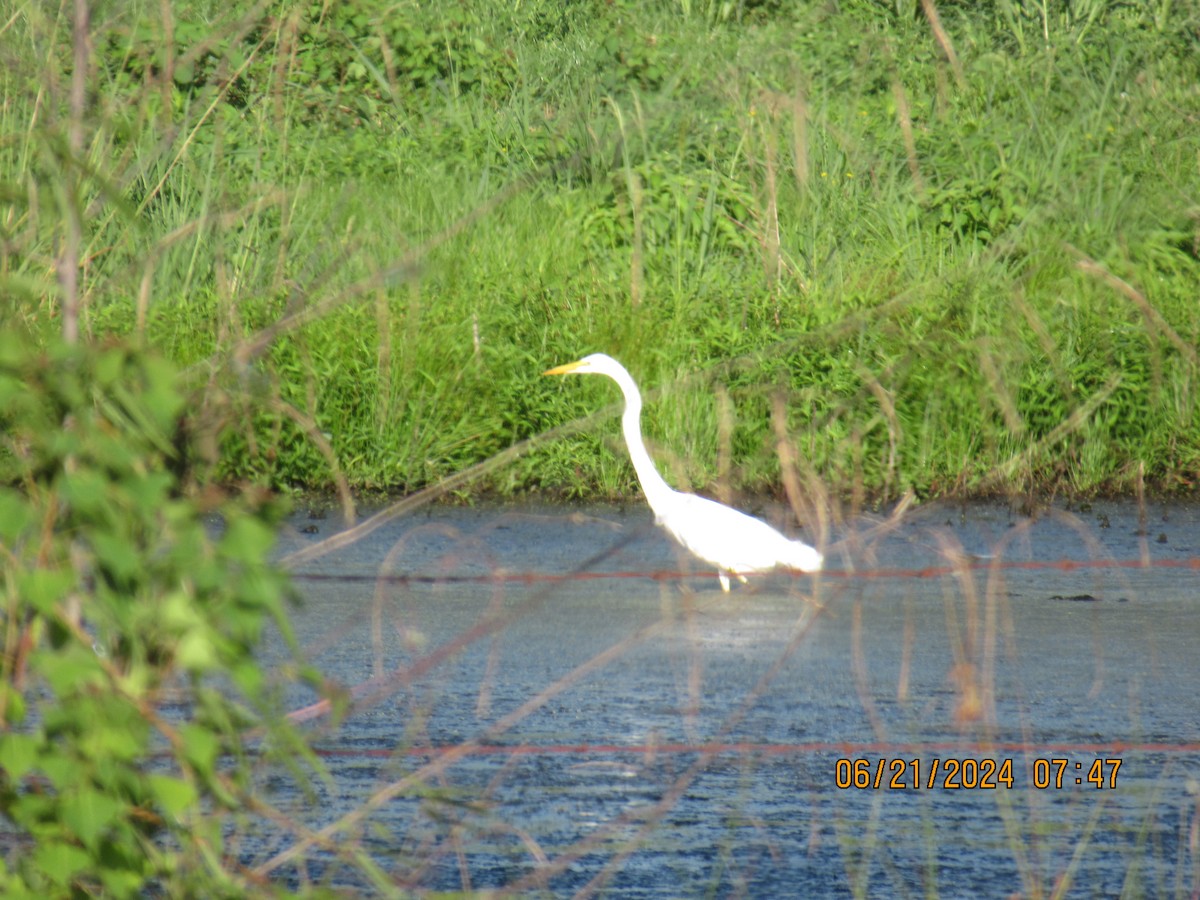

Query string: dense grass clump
[2,0,1199,502]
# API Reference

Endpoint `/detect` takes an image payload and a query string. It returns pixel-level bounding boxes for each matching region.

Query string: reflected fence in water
[246,501,1200,896]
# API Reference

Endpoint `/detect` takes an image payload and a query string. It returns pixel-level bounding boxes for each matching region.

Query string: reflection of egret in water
[543,353,822,591]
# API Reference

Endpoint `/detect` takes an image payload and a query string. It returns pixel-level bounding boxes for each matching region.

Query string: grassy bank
[3,0,1199,503]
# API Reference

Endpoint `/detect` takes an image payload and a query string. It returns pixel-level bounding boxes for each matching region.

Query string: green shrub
[0,334,314,898]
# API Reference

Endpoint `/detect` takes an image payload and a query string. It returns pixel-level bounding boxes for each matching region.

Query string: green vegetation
[0,336,325,896]
[3,1,1199,506]
[1,2,1198,894]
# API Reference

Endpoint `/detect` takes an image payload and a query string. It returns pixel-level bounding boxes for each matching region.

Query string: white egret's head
[542,353,620,378]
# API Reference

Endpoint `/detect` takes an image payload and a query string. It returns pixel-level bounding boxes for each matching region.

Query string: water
[252,500,1200,896]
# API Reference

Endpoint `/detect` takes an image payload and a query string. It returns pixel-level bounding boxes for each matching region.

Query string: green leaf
[0,682,26,725]
[33,841,92,887]
[230,658,265,696]
[94,346,126,386]
[37,748,78,791]
[0,331,28,368]
[79,709,145,762]
[92,531,142,588]
[126,471,174,515]
[180,723,220,775]
[38,644,105,696]
[101,866,152,897]
[175,628,217,672]
[148,773,198,820]
[0,489,34,542]
[0,857,38,898]
[0,373,34,428]
[141,356,183,414]
[16,569,76,616]
[160,589,202,629]
[220,515,276,563]
[58,469,111,521]
[0,733,41,779]
[62,787,123,851]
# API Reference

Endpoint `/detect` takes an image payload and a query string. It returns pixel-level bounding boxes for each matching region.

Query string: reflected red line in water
[292,555,1200,586]
[311,740,1200,759]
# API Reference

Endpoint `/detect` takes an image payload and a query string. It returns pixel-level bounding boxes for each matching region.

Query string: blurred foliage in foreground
[0,336,329,897]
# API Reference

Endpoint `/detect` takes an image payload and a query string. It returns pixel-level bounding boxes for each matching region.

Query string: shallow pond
[252,499,1200,897]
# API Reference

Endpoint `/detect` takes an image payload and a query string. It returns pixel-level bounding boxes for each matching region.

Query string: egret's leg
[718,572,731,592]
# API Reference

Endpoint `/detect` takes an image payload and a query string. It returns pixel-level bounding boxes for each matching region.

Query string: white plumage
[544,353,822,591]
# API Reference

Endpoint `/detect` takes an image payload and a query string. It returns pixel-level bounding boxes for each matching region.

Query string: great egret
[543,353,823,591]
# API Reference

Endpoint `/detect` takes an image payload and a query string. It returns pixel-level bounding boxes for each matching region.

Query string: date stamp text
[834,757,1122,790]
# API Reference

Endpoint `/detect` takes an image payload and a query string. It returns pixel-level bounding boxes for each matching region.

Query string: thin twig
[59,0,90,343]
[1072,248,1198,369]
[920,0,966,89]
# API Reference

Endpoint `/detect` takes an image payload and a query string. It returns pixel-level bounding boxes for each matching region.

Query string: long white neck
[607,363,678,513]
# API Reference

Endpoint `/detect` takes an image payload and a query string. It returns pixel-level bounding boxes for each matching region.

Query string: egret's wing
[655,492,820,574]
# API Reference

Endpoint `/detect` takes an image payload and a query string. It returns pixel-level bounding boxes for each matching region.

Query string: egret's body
[543,353,822,591]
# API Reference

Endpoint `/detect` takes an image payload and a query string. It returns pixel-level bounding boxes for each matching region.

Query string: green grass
[3,0,1199,502]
